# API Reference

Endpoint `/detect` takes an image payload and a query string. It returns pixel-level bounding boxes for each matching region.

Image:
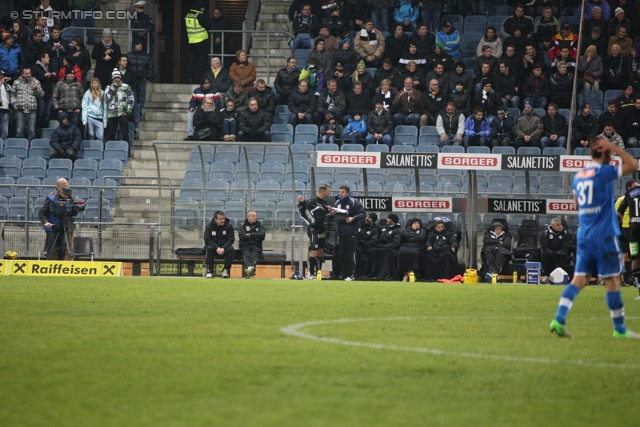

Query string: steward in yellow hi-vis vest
[185,0,211,84]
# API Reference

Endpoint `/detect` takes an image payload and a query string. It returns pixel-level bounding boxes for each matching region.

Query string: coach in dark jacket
[397,218,428,280]
[238,98,272,141]
[332,185,366,280]
[481,222,511,278]
[49,112,81,161]
[423,219,461,281]
[356,213,379,278]
[540,218,572,277]
[204,210,236,278]
[366,214,403,281]
[238,210,266,277]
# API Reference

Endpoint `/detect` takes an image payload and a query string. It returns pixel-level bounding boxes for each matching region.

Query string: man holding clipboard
[331,185,366,281]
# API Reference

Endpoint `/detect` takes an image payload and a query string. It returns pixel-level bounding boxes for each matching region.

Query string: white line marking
[281,317,640,369]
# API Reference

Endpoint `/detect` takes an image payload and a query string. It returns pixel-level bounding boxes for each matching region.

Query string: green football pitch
[2,277,640,427]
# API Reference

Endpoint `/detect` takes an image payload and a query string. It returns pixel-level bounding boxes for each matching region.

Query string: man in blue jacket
[0,32,25,81]
[331,185,366,281]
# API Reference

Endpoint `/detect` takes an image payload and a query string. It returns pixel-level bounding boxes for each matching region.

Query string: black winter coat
[92,42,122,88]
[357,223,380,250]
[32,62,55,98]
[70,46,91,79]
[374,67,403,90]
[540,225,571,254]
[493,71,519,98]
[345,91,371,116]
[573,113,599,140]
[474,90,503,116]
[201,67,232,93]
[542,114,568,138]
[426,228,457,252]
[50,122,81,153]
[250,87,276,114]
[367,109,394,135]
[409,32,435,57]
[331,48,360,75]
[288,89,317,114]
[375,224,402,249]
[127,49,155,82]
[204,217,235,250]
[481,230,511,256]
[449,70,474,95]
[238,109,272,138]
[292,13,320,37]
[384,34,410,67]
[22,38,44,67]
[490,116,515,140]
[193,107,222,133]
[400,226,428,246]
[274,67,301,98]
[523,73,551,99]
[238,219,265,250]
[43,37,70,74]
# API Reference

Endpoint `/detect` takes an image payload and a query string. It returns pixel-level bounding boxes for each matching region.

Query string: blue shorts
[574,235,623,278]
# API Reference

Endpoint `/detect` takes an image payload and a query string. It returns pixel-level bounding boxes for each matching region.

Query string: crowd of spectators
[0,0,155,160]
[184,0,640,154]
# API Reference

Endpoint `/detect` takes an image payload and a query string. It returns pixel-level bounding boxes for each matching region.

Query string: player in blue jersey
[550,137,640,338]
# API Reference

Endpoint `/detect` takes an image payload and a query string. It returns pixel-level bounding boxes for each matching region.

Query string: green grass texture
[2,277,640,427]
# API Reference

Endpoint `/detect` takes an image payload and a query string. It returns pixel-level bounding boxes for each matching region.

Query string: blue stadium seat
[21,157,47,180]
[341,144,364,152]
[215,146,239,163]
[209,161,235,182]
[264,146,290,163]
[489,173,512,187]
[394,134,417,146]
[85,198,111,222]
[4,138,28,159]
[336,170,360,183]
[260,162,285,182]
[464,23,486,34]
[579,89,603,109]
[573,147,589,155]
[292,142,314,163]
[461,32,483,44]
[14,177,40,197]
[396,125,419,137]
[285,163,309,183]
[317,142,339,151]
[97,159,122,184]
[438,173,461,187]
[0,176,15,198]
[206,179,230,201]
[314,170,334,184]
[466,146,490,154]
[384,182,408,195]
[517,146,541,155]
[242,145,265,164]
[441,145,465,153]
[68,177,92,200]
[179,180,204,201]
[558,109,571,122]
[487,16,506,29]
[229,181,255,199]
[386,171,411,186]
[604,90,623,105]
[48,158,72,179]
[80,140,103,161]
[255,181,281,201]
[234,162,259,183]
[7,196,30,220]
[465,15,487,26]
[73,158,99,181]
[0,195,7,219]
[416,144,439,153]
[41,128,56,138]
[104,140,129,164]
[189,144,215,163]
[92,178,117,204]
[486,184,511,194]
[391,145,415,153]
[366,144,390,152]
[492,145,515,154]
[418,135,439,146]
[542,147,566,155]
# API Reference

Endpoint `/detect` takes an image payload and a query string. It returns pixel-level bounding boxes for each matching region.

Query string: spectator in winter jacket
[307,38,331,72]
[419,78,445,127]
[0,32,25,81]
[393,77,422,126]
[366,95,394,146]
[577,45,603,90]
[599,100,626,135]
[57,56,83,83]
[185,78,220,140]
[220,99,240,141]
[523,64,550,108]
[473,61,494,94]
[32,51,55,129]
[394,0,420,32]
[44,27,69,78]
[597,122,625,149]
[193,97,222,141]
[320,113,339,144]
[384,23,410,67]
[104,69,134,156]
[70,37,91,86]
[201,57,232,94]
[514,100,544,150]
[0,69,11,146]
[534,7,560,52]
[342,81,369,124]
[494,60,520,109]
[374,58,403,90]
[463,106,491,148]
[274,57,301,104]
[52,67,83,127]
[582,26,608,58]
[501,44,524,77]
[322,4,348,38]
[608,26,632,58]
[315,78,346,125]
[82,77,105,141]
[331,37,360,75]
[397,218,428,281]
[437,21,460,59]
[288,79,317,126]
[548,23,578,62]
[523,43,548,77]
[501,5,534,38]
[49,112,81,161]
[410,23,435,58]
[374,79,398,111]
[603,44,628,91]
[224,81,249,113]
[571,102,600,153]
[449,61,473,95]
[250,79,276,117]
[238,98,272,142]
[12,66,44,142]
[427,42,455,73]
[292,3,320,49]
[474,78,502,119]
[576,0,612,20]
[238,211,265,278]
[425,61,450,96]
[92,28,121,89]
[608,7,631,40]
[344,113,367,144]
[490,108,515,147]
[449,83,471,117]
[204,211,236,279]
[229,50,257,93]
[624,98,640,148]
[401,60,426,92]
[22,30,44,68]
[128,38,155,131]
[399,43,429,71]
[354,19,385,68]
[549,61,574,109]
[436,102,465,147]
[300,58,326,94]
[540,103,568,149]
[477,27,502,59]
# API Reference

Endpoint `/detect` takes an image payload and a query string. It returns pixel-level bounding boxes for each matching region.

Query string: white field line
[281,317,640,369]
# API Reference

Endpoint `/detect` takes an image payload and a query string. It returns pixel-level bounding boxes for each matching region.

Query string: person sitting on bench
[204,210,235,278]
[238,210,265,279]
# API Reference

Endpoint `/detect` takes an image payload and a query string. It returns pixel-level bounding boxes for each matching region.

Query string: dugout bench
[175,249,287,278]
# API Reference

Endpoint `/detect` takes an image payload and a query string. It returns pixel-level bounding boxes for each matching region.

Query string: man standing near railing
[210,7,232,67]
[185,0,211,84]
[131,1,155,56]
[68,0,100,46]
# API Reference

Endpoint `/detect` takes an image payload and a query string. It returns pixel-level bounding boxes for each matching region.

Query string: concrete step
[250,39,292,49]
[127,158,192,170]
[257,22,292,32]
[144,110,189,121]
[138,129,188,140]
[149,83,196,94]
[253,57,290,68]
[127,167,187,181]
[135,147,192,161]
[144,101,185,111]
[139,121,187,131]
[258,13,292,21]
[260,4,292,14]
[148,92,193,103]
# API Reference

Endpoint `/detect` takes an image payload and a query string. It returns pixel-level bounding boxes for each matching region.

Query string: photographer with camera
[38,185,85,260]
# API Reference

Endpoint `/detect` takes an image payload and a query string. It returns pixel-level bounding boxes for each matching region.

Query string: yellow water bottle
[409,271,415,282]
[463,271,469,284]
[317,271,322,280]
[491,273,498,284]
[513,271,518,283]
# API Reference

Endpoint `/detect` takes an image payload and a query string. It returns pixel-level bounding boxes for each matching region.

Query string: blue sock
[606,291,627,334]
[554,284,580,325]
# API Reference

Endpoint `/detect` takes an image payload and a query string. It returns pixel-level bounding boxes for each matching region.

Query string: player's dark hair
[626,180,637,190]
[213,210,225,219]
[339,185,351,193]
[319,184,330,192]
